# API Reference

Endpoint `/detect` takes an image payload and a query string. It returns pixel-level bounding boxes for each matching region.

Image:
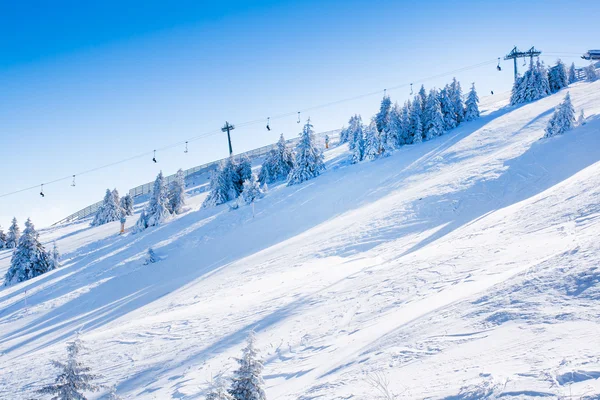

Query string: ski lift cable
[0,57,511,200]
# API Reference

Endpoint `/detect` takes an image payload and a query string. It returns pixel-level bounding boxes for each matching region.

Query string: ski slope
[1,81,600,399]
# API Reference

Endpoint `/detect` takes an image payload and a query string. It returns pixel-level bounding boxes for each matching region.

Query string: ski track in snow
[1,82,600,399]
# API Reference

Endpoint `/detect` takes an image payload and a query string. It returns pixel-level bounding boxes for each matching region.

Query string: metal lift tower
[504,46,542,81]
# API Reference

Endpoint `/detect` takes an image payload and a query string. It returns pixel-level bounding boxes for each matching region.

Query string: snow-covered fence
[52,129,340,226]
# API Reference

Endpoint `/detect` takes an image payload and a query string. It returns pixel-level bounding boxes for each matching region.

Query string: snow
[1,81,600,399]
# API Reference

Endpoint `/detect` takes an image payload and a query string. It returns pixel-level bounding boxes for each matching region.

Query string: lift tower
[504,46,542,81]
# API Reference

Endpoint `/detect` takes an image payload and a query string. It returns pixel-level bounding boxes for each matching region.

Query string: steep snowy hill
[1,81,600,399]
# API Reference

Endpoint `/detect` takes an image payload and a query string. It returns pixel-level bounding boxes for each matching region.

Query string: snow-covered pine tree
[4,218,52,285]
[544,92,575,138]
[287,119,325,186]
[568,62,578,84]
[233,156,253,196]
[409,97,424,144]
[0,226,6,249]
[439,86,457,131]
[49,241,61,270]
[350,121,365,164]
[399,101,412,144]
[585,64,598,82]
[106,385,123,400]
[135,171,171,231]
[6,217,20,249]
[464,83,480,121]
[535,60,551,96]
[240,173,264,205]
[363,120,381,161]
[511,59,550,105]
[144,247,158,265]
[449,78,465,124]
[203,161,233,207]
[120,194,134,216]
[375,95,392,135]
[423,88,445,141]
[548,59,569,93]
[339,125,350,144]
[387,103,402,147]
[207,376,234,400]
[228,331,266,400]
[258,134,294,184]
[111,188,121,210]
[91,189,122,227]
[418,84,427,115]
[346,115,363,152]
[38,336,101,399]
[577,109,586,126]
[509,74,524,105]
[168,169,187,215]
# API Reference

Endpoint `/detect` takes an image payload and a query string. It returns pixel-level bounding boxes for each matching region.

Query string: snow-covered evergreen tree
[91,189,123,227]
[228,331,266,400]
[258,134,295,184]
[38,337,101,399]
[135,172,171,231]
[399,101,412,145]
[234,156,253,196]
[409,97,424,144]
[168,169,186,215]
[449,78,465,124]
[144,247,158,265]
[464,83,480,121]
[339,125,350,144]
[548,60,569,93]
[544,92,575,138]
[350,121,365,164]
[203,161,233,208]
[207,377,234,400]
[386,103,402,147]
[346,115,363,152]
[111,189,121,210]
[6,217,20,249]
[585,64,598,82]
[510,59,550,105]
[240,173,265,205]
[49,241,61,270]
[568,62,578,84]
[577,109,586,126]
[439,86,457,131]
[4,218,52,285]
[0,226,6,249]
[287,119,325,186]
[423,89,445,140]
[375,95,392,135]
[120,194,134,217]
[106,385,123,400]
[363,121,381,161]
[418,84,427,114]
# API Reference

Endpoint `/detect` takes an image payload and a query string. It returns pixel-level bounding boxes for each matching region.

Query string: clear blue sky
[1,0,597,228]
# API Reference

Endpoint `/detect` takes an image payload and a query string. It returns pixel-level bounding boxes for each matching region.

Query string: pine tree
[207,377,234,400]
[6,217,20,249]
[464,83,480,121]
[240,173,264,205]
[229,331,266,400]
[423,88,445,140]
[234,156,253,196]
[511,59,550,105]
[168,169,187,215]
[409,97,424,144]
[120,194,134,217]
[203,161,233,208]
[0,226,6,249]
[136,172,171,231]
[258,134,295,184]
[339,125,350,144]
[38,337,101,399]
[350,121,365,164]
[346,115,363,152]
[363,121,381,161]
[287,119,325,186]
[4,218,52,285]
[144,247,159,265]
[548,60,569,93]
[49,241,61,270]
[91,189,122,227]
[568,62,577,84]
[375,95,392,135]
[449,78,465,124]
[386,103,402,147]
[544,92,575,138]
[585,64,598,82]
[399,101,412,145]
[418,84,427,115]
[439,86,457,131]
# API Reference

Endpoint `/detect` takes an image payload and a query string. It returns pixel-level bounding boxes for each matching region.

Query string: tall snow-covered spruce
[511,59,551,105]
[0,226,6,249]
[4,218,53,285]
[568,62,578,84]
[287,119,325,186]
[228,331,266,400]
[6,217,20,249]
[423,88,445,140]
[120,193,134,216]
[168,168,187,215]
[548,59,569,93]
[544,92,575,138]
[258,134,294,184]
[240,173,265,205]
[49,241,61,270]
[585,64,598,82]
[136,171,172,231]
[464,83,480,121]
[91,189,123,227]
[38,337,101,399]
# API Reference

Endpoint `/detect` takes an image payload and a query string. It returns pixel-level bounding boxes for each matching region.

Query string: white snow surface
[2,82,600,399]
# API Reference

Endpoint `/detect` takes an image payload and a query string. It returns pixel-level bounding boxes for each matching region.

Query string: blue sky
[1,0,598,228]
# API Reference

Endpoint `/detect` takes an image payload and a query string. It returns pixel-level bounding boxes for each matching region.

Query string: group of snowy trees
[544,92,577,138]
[136,169,187,232]
[341,78,480,164]
[0,217,21,250]
[3,218,60,285]
[91,189,134,227]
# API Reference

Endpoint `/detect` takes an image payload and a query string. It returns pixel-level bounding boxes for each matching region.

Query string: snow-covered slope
[1,81,600,399]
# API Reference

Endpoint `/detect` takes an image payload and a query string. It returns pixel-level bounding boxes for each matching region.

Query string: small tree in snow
[449,78,465,124]
[207,377,234,400]
[375,95,392,135]
[350,121,365,164]
[135,172,171,231]
[544,92,575,138]
[548,59,569,93]
[240,174,264,205]
[363,121,381,161]
[4,218,52,285]
[49,241,61,270]
[204,161,233,207]
[91,189,122,227]
[439,86,457,131]
[106,385,123,400]
[228,331,266,400]
[577,109,586,126]
[168,169,187,215]
[258,134,295,184]
[568,62,577,84]
[144,247,158,265]
[287,119,325,186]
[409,97,424,144]
[6,217,20,249]
[584,64,598,82]
[464,83,480,121]
[120,194,134,216]
[423,88,445,140]
[0,226,6,249]
[38,337,101,399]
[346,115,364,152]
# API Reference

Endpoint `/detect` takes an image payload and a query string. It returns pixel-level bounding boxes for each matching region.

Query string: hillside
[1,81,600,399]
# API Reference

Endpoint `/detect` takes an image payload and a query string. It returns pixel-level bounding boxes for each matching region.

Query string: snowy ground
[1,81,600,399]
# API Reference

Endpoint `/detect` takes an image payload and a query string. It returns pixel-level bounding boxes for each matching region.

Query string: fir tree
[568,62,577,84]
[423,89,445,140]
[287,119,325,186]
[510,59,550,105]
[363,121,381,161]
[144,247,159,265]
[544,92,575,138]
[49,241,61,270]
[0,226,6,249]
[548,59,569,93]
[439,86,457,131]
[577,109,586,126]
[585,64,598,82]
[418,84,427,115]
[375,95,392,135]
[229,331,266,400]
[464,83,480,121]
[6,217,20,249]
[240,173,265,205]
[258,134,295,184]
[387,103,402,147]
[203,161,233,208]
[168,169,187,215]
[234,156,253,196]
[38,337,101,400]
[346,115,363,152]
[4,219,52,285]
[120,194,134,217]
[207,377,234,400]
[339,125,350,144]
[135,172,171,231]
[91,189,122,227]
[409,97,424,144]
[399,101,412,145]
[449,78,465,124]
[350,122,365,164]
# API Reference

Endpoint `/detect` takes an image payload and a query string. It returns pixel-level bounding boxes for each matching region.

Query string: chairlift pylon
[266,117,271,131]
[152,150,157,163]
